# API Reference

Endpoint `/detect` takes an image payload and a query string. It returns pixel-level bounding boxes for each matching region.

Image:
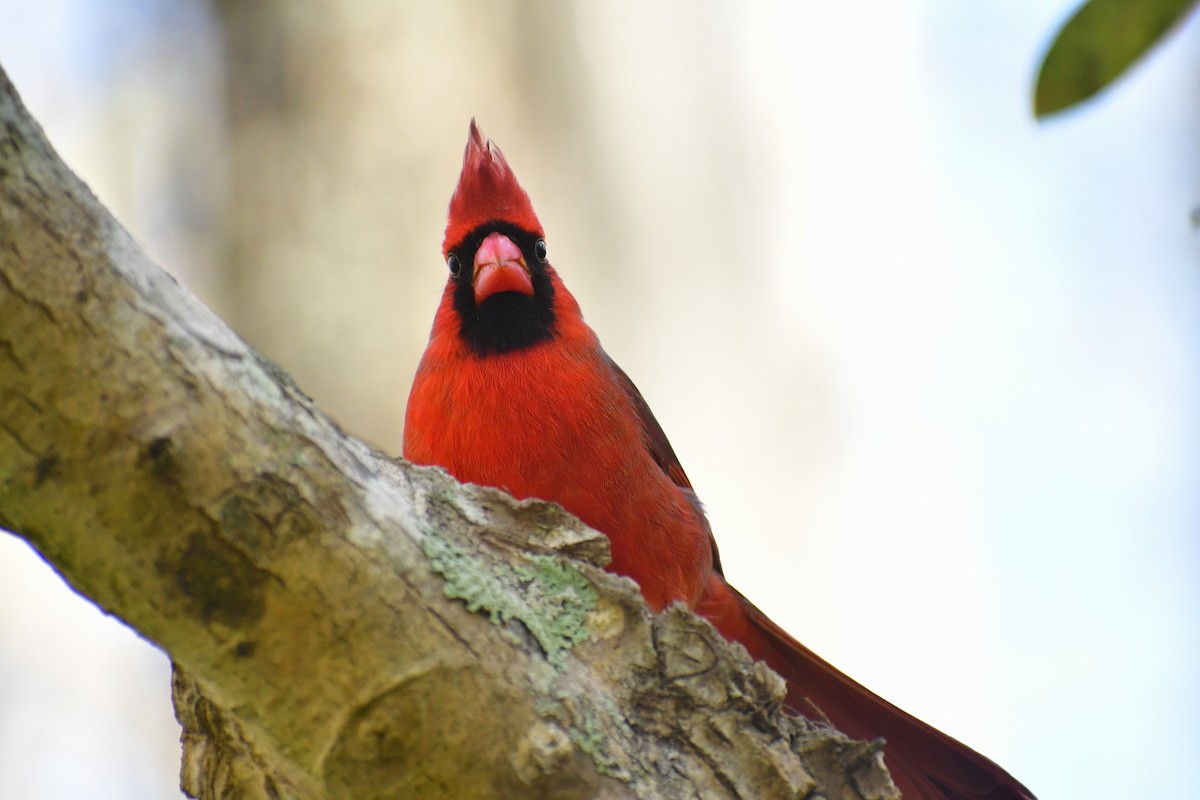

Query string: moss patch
[422,530,597,667]
[536,691,632,781]
[170,531,267,629]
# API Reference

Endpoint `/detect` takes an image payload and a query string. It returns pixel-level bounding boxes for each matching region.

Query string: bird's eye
[447,253,461,277]
[533,239,548,263]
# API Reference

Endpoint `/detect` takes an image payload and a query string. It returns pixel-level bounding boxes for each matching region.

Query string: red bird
[404,121,1035,800]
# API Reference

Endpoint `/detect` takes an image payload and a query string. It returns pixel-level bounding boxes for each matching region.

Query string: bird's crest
[444,119,543,256]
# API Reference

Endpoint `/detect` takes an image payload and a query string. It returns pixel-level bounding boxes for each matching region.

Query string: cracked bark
[0,63,900,800]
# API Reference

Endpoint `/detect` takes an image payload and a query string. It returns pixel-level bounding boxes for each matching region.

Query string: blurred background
[1,1,1198,798]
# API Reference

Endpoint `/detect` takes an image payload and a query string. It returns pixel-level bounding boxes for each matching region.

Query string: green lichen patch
[536,690,632,781]
[422,529,598,667]
[564,695,632,780]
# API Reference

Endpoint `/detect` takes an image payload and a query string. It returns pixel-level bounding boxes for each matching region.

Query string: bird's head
[442,120,556,356]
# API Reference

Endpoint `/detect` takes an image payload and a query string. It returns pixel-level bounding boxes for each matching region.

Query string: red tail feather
[699,577,1035,800]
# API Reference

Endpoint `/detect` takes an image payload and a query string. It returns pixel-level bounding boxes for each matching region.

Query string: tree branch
[0,63,898,800]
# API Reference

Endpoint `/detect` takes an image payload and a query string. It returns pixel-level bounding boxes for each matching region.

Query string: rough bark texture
[0,63,899,800]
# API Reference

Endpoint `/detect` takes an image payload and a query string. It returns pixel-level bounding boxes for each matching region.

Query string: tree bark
[0,63,898,800]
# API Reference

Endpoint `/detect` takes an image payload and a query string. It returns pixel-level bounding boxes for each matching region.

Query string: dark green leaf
[1034,0,1199,118]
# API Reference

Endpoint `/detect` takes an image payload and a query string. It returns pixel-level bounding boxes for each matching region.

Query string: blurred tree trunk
[0,64,897,800]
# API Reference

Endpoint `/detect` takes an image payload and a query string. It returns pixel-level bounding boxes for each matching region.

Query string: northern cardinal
[404,121,1035,800]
